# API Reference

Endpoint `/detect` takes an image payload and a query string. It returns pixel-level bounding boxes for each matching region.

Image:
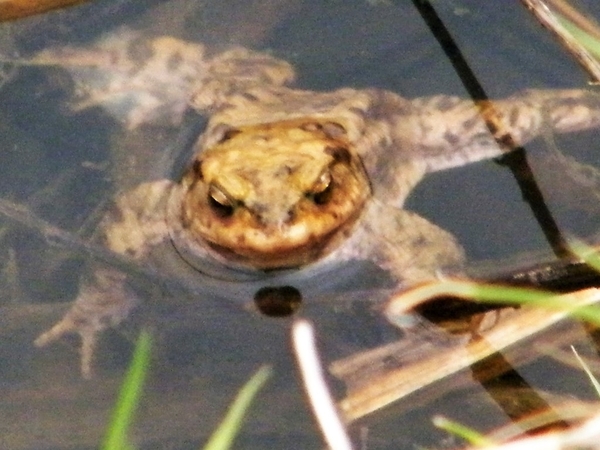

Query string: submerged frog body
[30,30,600,376]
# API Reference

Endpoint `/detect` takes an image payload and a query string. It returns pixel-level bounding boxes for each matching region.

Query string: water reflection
[0,0,599,449]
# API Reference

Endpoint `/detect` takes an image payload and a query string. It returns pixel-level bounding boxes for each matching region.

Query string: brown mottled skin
[30,30,600,376]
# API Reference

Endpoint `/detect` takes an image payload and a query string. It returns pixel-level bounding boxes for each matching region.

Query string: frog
[27,29,600,377]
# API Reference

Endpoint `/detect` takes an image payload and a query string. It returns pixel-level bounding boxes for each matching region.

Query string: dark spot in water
[254,285,302,317]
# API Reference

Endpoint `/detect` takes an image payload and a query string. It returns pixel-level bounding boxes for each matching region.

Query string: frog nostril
[253,204,294,227]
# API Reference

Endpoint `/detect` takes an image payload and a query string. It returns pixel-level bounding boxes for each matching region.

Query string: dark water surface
[0,1,599,449]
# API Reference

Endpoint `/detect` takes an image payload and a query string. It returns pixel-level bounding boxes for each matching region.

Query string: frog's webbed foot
[35,181,172,377]
[35,268,139,378]
[32,29,207,129]
[32,30,296,128]
[356,201,466,285]
[384,214,465,285]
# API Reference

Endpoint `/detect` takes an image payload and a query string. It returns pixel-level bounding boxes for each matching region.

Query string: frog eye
[208,184,235,217]
[309,170,333,205]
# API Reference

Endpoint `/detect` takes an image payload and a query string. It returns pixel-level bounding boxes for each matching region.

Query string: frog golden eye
[208,184,234,217]
[309,170,333,205]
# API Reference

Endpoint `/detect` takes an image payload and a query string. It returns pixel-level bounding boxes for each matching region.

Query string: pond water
[0,0,600,449]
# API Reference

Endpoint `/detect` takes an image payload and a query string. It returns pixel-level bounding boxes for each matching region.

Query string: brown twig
[0,0,89,22]
[520,0,600,83]
[546,0,600,42]
[336,287,600,421]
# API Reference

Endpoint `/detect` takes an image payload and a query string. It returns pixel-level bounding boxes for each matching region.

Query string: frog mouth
[201,213,360,269]
[204,237,328,269]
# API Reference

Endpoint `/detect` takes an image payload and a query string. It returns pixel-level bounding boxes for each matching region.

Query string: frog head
[177,119,370,269]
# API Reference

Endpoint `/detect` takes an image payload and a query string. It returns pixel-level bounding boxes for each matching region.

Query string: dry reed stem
[337,287,600,421]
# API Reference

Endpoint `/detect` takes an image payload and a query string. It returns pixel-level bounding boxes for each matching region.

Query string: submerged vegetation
[102,330,152,450]
[101,330,271,450]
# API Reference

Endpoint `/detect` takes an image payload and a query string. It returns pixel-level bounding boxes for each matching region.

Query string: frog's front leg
[398,89,600,172]
[35,181,174,377]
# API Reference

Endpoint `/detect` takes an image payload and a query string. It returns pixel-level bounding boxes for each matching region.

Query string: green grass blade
[558,16,600,60]
[446,281,600,328]
[387,280,600,328]
[203,365,272,450]
[433,415,494,447]
[569,240,600,273]
[101,330,153,450]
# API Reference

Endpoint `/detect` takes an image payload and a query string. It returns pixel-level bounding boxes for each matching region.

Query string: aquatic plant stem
[203,365,271,450]
[101,330,152,450]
